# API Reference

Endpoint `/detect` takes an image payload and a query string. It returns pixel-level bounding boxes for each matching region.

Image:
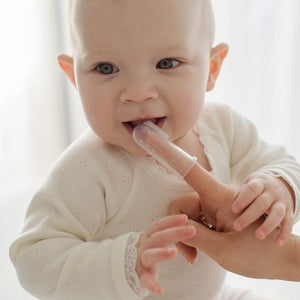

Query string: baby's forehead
[68,0,214,51]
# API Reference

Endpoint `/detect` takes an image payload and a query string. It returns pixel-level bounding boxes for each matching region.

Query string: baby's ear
[206,43,229,91]
[57,54,76,88]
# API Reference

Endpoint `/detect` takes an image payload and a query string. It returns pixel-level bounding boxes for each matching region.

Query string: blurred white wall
[209,1,300,298]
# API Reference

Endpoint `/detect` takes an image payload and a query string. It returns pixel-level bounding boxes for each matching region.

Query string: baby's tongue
[131,118,157,127]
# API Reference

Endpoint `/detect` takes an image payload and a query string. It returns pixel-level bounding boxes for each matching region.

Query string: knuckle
[141,251,150,267]
[155,231,165,244]
[139,232,149,248]
[246,179,262,195]
[255,196,269,212]
[288,214,295,224]
[155,218,164,228]
[247,181,258,194]
[147,218,164,235]
[284,213,294,228]
[273,202,286,218]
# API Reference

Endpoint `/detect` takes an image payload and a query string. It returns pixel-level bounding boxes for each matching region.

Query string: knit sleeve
[9,135,142,300]
[226,107,300,222]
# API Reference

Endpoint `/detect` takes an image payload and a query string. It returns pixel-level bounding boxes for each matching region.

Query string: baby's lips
[133,121,197,178]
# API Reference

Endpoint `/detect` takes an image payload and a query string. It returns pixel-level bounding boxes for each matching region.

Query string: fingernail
[256,230,265,239]
[187,225,196,235]
[277,239,284,247]
[154,286,163,294]
[167,248,176,254]
[231,205,239,214]
[181,214,188,222]
[234,222,242,231]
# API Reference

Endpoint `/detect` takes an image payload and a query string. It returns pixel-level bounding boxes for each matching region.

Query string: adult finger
[175,242,198,264]
[182,219,223,256]
[133,121,228,198]
[169,194,201,220]
[169,196,203,263]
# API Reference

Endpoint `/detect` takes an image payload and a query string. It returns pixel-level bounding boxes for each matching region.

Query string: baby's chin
[121,143,149,157]
[104,139,149,157]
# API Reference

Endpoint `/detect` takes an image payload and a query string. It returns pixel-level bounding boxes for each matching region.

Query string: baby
[10,0,300,299]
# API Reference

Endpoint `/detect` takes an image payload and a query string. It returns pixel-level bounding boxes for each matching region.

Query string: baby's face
[71,0,212,154]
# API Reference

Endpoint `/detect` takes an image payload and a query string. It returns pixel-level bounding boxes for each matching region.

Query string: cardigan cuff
[111,232,146,300]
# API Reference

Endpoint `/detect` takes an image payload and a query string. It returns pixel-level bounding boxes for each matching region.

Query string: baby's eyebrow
[81,51,104,63]
[80,50,116,66]
[80,45,192,66]
[157,45,194,59]
[159,45,190,52]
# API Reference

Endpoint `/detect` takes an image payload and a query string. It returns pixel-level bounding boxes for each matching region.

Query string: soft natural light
[0,1,38,187]
[1,1,300,299]
[0,1,71,192]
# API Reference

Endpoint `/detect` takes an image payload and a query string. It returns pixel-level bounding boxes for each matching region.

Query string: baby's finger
[231,179,264,214]
[139,272,163,294]
[255,202,286,240]
[233,194,273,231]
[274,211,294,247]
[146,214,188,237]
[147,225,196,248]
[141,247,177,269]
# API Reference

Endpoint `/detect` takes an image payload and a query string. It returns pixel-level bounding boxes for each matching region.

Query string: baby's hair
[66,0,215,53]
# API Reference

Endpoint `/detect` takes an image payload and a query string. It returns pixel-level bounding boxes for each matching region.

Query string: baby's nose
[119,75,159,103]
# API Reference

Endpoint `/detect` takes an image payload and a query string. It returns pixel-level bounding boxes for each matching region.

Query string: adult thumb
[183,219,223,258]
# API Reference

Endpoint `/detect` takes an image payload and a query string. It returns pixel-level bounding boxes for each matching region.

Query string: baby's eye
[156,58,180,69]
[95,63,119,75]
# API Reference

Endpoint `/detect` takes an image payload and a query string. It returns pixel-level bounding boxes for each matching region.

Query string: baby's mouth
[123,117,166,134]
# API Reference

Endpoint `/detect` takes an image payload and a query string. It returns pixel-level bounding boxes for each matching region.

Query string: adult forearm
[278,234,300,281]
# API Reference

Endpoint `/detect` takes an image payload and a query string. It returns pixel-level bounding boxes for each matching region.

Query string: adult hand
[165,143,300,281]
[133,121,240,262]
[133,122,300,281]
[170,200,300,281]
[133,121,239,232]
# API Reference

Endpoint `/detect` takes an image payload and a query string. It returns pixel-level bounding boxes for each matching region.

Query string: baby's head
[59,0,228,155]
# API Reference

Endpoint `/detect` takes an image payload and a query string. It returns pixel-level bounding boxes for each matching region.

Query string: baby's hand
[135,214,195,294]
[231,172,295,246]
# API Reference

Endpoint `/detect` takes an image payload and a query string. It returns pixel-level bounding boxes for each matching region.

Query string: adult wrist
[285,235,300,281]
[270,234,300,281]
